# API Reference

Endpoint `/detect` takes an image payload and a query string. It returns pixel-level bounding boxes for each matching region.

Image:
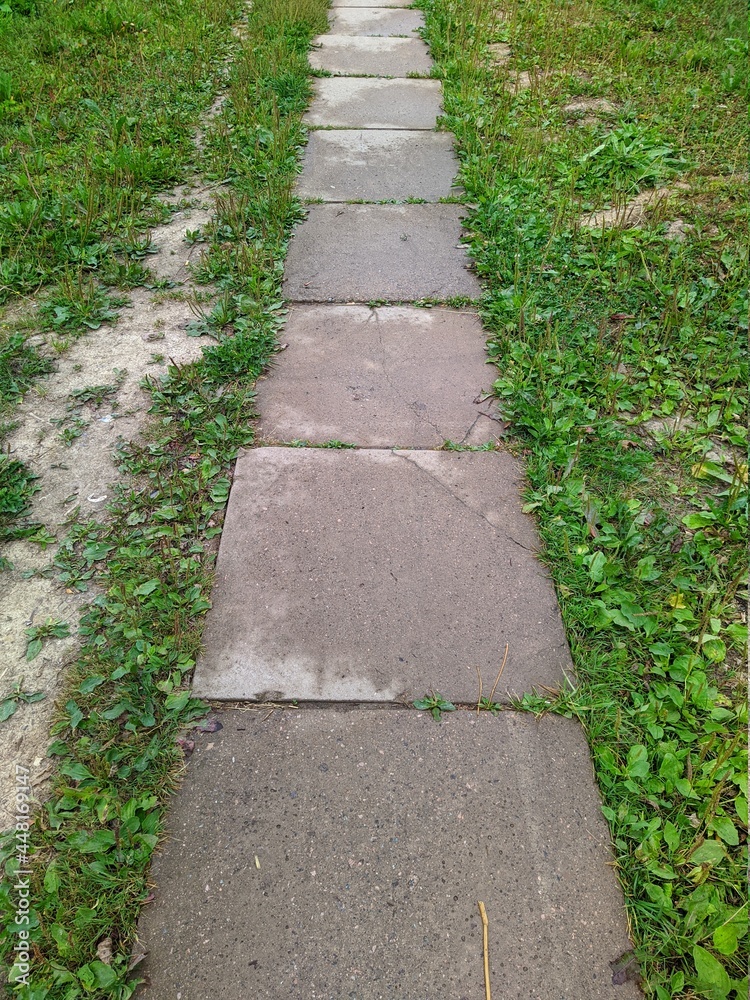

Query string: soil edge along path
[139,2,640,996]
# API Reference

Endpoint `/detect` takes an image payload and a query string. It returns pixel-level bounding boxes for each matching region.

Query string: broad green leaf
[50,923,72,957]
[67,829,116,853]
[701,638,726,663]
[134,579,160,597]
[683,512,716,529]
[83,542,115,562]
[26,637,43,661]
[65,700,84,729]
[164,689,190,712]
[713,924,739,956]
[644,882,671,908]
[587,551,607,582]
[659,752,682,782]
[78,674,106,695]
[649,641,673,661]
[663,820,680,852]
[692,945,731,998]
[0,699,18,722]
[626,744,649,778]
[635,555,661,581]
[734,795,748,825]
[60,761,95,783]
[690,840,726,865]
[209,479,231,503]
[89,960,118,988]
[44,865,60,894]
[709,815,739,846]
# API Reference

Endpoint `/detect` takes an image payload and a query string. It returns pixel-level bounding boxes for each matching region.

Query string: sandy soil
[0,185,218,827]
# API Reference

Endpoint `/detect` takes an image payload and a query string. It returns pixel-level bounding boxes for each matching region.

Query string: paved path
[139,6,640,997]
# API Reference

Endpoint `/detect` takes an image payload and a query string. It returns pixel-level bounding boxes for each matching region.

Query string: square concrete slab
[192,448,572,702]
[297,130,458,202]
[283,204,480,302]
[139,708,640,1000]
[332,0,413,5]
[309,35,432,76]
[329,6,424,35]
[256,306,499,447]
[304,78,441,129]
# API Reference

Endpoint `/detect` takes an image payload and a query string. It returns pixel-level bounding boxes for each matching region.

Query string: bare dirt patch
[0,190,218,825]
[579,183,690,230]
[487,42,511,66]
[562,96,619,125]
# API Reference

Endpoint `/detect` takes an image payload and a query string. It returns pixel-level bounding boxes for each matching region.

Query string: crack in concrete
[391,450,534,552]
[370,308,443,440]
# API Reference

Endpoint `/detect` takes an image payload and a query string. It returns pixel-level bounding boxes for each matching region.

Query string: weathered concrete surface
[283,205,480,302]
[309,34,432,77]
[297,130,458,202]
[330,7,423,36]
[139,709,639,1000]
[304,78,441,129]
[256,306,499,447]
[192,448,572,702]
[332,0,413,6]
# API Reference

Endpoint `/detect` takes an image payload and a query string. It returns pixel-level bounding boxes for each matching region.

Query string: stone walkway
[139,5,640,997]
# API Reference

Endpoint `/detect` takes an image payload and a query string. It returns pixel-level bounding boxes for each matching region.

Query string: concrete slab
[192,448,572,702]
[283,204,480,302]
[297,130,458,202]
[309,35,432,77]
[304,78,441,129]
[139,708,640,1000]
[256,306,499,447]
[332,0,413,5]
[329,7,423,35]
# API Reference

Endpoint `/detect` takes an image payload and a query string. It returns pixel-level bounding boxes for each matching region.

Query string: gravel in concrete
[309,34,432,77]
[191,448,573,702]
[329,6,423,35]
[256,306,499,447]
[139,708,640,1000]
[283,204,480,302]
[304,77,441,129]
[297,130,458,202]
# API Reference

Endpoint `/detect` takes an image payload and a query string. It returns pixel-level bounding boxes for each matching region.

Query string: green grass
[416,0,748,996]
[0,0,248,541]
[0,0,328,994]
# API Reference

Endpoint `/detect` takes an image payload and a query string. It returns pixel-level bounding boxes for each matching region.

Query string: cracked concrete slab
[297,130,458,201]
[192,448,573,702]
[256,305,499,447]
[329,7,424,36]
[304,78,441,129]
[283,204,480,302]
[309,35,432,77]
[139,708,639,1000]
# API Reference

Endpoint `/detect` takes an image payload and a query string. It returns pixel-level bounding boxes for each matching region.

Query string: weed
[39,281,125,336]
[413,691,457,720]
[0,455,39,544]
[0,684,45,723]
[0,331,53,410]
[24,619,71,661]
